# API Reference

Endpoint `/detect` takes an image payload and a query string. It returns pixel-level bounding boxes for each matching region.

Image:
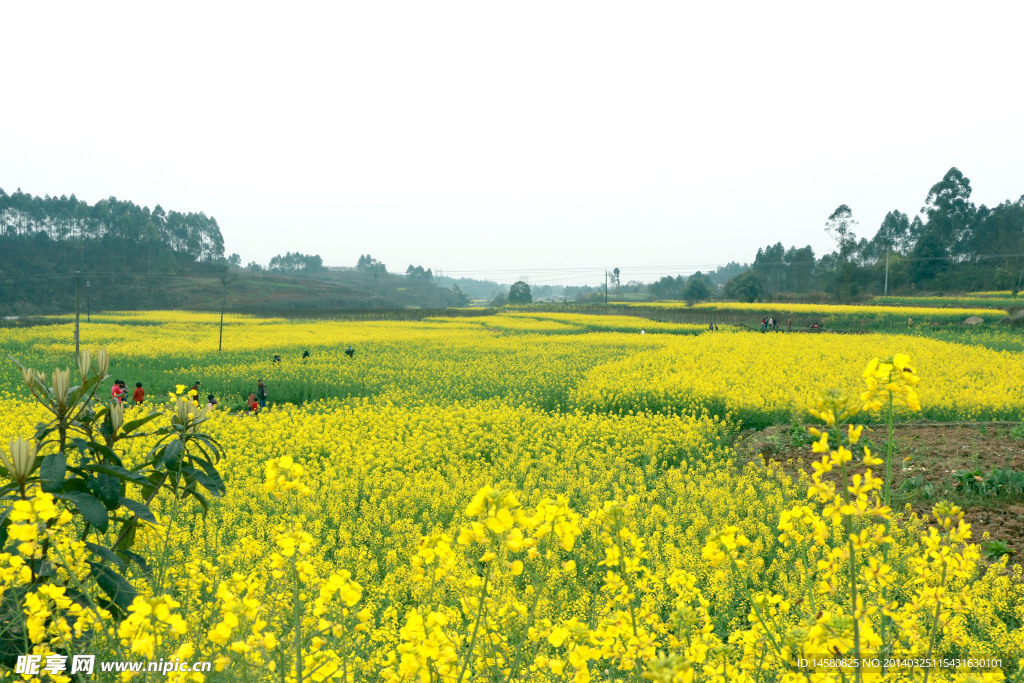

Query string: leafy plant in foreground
[0,349,226,667]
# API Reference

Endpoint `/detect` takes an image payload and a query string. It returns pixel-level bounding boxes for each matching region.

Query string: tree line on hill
[0,190,467,314]
[594,167,1024,304]
[0,189,231,314]
[736,168,1024,301]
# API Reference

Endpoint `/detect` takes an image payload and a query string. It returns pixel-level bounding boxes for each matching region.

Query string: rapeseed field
[0,312,1021,681]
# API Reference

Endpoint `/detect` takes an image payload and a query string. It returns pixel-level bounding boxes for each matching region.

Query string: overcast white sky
[2,1,1023,285]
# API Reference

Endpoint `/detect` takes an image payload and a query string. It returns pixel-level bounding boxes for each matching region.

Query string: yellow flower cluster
[694,300,1006,323]
[874,294,1022,309]
[574,330,1024,425]
[861,353,921,412]
[265,455,312,498]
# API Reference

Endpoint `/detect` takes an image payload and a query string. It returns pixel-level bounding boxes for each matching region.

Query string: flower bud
[0,437,37,483]
[78,349,92,378]
[110,402,125,433]
[20,366,38,391]
[51,368,71,408]
[97,348,110,377]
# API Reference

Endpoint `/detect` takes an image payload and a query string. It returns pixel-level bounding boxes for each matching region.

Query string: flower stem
[456,558,492,683]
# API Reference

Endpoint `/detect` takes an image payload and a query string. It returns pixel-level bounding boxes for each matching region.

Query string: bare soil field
[739,423,1024,556]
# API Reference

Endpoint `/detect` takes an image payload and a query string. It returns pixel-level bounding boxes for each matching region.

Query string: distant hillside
[0,189,467,314]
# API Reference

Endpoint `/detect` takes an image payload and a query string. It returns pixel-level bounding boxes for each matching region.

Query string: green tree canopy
[356,254,387,273]
[268,252,324,273]
[508,281,532,304]
[683,272,713,303]
[723,271,763,303]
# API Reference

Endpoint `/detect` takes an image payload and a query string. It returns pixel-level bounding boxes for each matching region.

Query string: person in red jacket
[248,392,260,416]
[132,382,145,404]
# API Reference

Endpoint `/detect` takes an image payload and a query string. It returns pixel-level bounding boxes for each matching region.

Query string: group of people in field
[110,379,146,404]
[246,380,268,416]
[110,346,357,418]
[108,377,263,416]
[760,317,811,331]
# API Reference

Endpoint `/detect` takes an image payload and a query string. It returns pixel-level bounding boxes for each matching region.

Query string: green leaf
[60,492,109,532]
[113,521,137,552]
[97,420,115,444]
[158,440,185,469]
[182,465,225,497]
[118,549,150,574]
[194,456,227,489]
[120,412,161,435]
[85,542,126,572]
[90,474,123,510]
[39,452,67,493]
[90,443,122,466]
[84,464,149,486]
[188,490,210,516]
[60,478,89,494]
[118,497,156,524]
[140,471,166,503]
[189,434,224,462]
[0,507,11,548]
[89,562,137,612]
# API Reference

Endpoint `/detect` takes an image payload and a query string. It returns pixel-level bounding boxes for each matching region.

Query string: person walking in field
[112,380,124,403]
[257,379,267,410]
[345,345,355,358]
[132,382,145,404]
[248,392,259,416]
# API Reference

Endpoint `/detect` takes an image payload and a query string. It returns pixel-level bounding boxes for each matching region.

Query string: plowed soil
[737,423,1024,555]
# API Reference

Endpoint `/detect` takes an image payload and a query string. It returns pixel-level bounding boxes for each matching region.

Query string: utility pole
[604,271,609,315]
[883,222,890,296]
[218,276,230,352]
[219,281,226,352]
[74,272,81,357]
[86,280,91,322]
[884,251,890,296]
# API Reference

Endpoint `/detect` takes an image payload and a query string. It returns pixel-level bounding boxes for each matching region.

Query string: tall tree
[872,210,910,256]
[921,167,976,260]
[752,242,786,294]
[825,205,858,299]
[783,245,816,293]
[970,197,1024,291]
